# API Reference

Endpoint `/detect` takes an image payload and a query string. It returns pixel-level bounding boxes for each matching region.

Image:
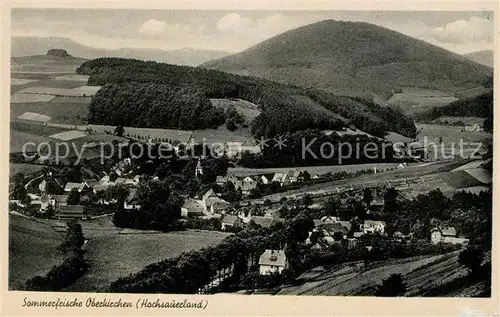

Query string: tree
[67,188,81,205]
[325,197,340,216]
[383,187,399,214]
[458,247,484,275]
[225,118,237,131]
[375,274,406,297]
[11,173,27,201]
[363,188,373,208]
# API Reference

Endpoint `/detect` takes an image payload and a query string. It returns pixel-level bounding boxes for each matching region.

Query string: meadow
[8,214,65,290]
[65,230,231,292]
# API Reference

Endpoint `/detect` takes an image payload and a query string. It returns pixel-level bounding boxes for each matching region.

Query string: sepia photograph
[6,6,494,302]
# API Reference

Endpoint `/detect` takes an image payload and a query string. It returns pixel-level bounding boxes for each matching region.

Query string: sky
[11,9,494,54]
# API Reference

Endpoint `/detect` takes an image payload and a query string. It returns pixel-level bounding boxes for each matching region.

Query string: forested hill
[77,58,417,138]
[201,20,492,100]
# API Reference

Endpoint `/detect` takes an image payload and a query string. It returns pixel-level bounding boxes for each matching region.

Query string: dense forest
[413,91,493,129]
[77,58,417,138]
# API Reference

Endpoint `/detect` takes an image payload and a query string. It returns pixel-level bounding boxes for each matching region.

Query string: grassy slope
[278,250,481,296]
[201,20,492,100]
[65,230,231,292]
[8,214,65,290]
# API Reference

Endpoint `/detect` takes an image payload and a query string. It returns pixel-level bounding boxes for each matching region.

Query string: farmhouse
[259,250,289,275]
[249,216,284,229]
[181,198,205,217]
[363,220,386,234]
[202,189,229,214]
[430,227,469,245]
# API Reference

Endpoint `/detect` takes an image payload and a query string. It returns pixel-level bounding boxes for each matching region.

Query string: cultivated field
[65,230,231,292]
[278,251,471,296]
[8,213,65,290]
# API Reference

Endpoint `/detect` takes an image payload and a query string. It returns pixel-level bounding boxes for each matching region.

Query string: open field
[11,55,86,73]
[11,93,56,103]
[11,121,70,136]
[9,163,46,179]
[11,78,39,86]
[431,116,485,126]
[228,163,404,177]
[192,126,253,144]
[387,88,458,115]
[11,101,89,125]
[416,123,492,145]
[65,230,231,292]
[16,85,101,97]
[210,98,261,122]
[9,213,65,290]
[277,250,474,296]
[10,129,54,153]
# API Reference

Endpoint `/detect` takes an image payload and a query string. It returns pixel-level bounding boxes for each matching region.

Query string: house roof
[259,249,287,267]
[438,226,457,237]
[272,173,287,182]
[64,182,87,192]
[287,169,301,178]
[202,188,219,201]
[221,214,239,225]
[364,220,386,227]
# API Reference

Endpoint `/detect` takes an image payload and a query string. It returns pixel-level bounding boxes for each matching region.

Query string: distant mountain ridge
[463,50,494,68]
[11,36,230,66]
[201,20,493,100]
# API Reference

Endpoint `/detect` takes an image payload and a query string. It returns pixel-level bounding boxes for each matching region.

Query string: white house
[259,249,288,275]
[363,220,386,234]
[430,227,469,245]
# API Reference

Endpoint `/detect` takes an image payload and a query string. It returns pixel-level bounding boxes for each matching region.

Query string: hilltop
[201,20,492,100]
[464,50,494,68]
[12,36,230,66]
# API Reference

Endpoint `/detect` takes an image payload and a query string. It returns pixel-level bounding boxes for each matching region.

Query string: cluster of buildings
[216,169,314,195]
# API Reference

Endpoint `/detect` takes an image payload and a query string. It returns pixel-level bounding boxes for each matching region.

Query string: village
[9,138,481,280]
